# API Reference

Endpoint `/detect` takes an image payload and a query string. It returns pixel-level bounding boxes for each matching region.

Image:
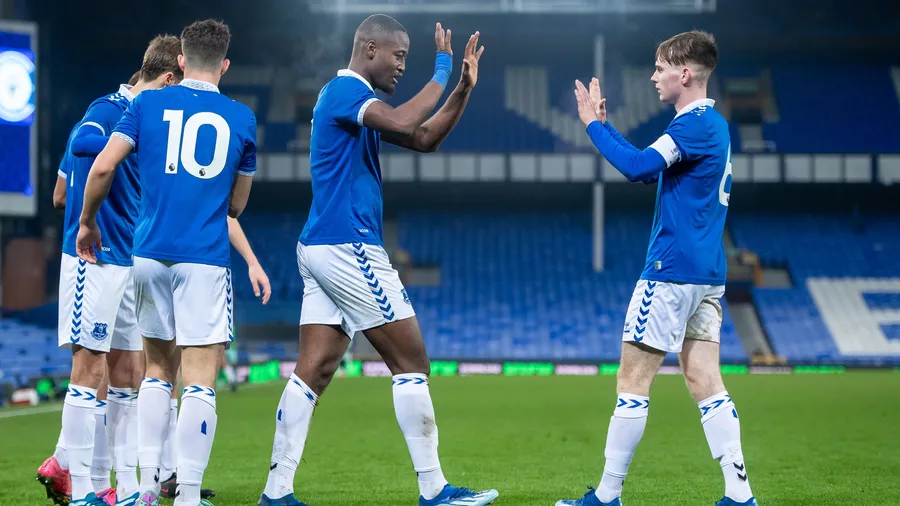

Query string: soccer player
[42,35,183,506]
[557,31,757,506]
[258,14,497,506]
[158,216,271,499]
[76,19,256,506]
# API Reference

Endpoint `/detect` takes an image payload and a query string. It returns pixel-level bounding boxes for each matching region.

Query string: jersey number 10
[163,110,231,180]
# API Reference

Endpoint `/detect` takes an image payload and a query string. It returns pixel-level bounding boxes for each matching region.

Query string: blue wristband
[431,52,452,88]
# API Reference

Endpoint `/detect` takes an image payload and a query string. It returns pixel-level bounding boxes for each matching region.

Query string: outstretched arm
[383,32,484,153]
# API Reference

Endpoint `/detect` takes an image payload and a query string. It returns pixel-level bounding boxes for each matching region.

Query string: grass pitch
[2,373,898,506]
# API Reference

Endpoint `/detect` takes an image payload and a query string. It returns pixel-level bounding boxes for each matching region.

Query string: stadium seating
[764,66,900,153]
[0,319,69,387]
[730,213,900,364]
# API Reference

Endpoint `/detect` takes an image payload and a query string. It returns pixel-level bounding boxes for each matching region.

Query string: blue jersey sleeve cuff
[236,170,255,177]
[58,169,66,180]
[111,132,135,148]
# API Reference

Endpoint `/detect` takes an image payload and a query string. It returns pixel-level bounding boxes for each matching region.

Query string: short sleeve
[112,94,143,151]
[58,155,69,179]
[78,101,120,137]
[663,115,707,163]
[237,112,257,176]
[327,77,379,127]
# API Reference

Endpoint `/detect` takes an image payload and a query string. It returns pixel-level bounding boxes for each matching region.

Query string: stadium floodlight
[309,0,716,14]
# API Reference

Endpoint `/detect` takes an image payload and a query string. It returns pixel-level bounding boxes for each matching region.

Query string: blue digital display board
[0,20,37,216]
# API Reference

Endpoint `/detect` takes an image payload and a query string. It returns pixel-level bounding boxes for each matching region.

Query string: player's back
[63,89,140,266]
[644,98,732,285]
[300,71,383,246]
[116,80,257,267]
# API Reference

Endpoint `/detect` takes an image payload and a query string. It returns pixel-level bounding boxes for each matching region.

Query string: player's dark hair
[656,30,718,78]
[355,14,406,43]
[181,19,231,72]
[127,70,141,86]
[140,34,183,82]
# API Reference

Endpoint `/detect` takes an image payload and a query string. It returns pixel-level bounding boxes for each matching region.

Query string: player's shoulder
[323,71,374,98]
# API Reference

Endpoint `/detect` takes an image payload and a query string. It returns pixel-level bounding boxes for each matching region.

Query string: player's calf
[680,340,756,505]
[64,346,107,502]
[175,344,223,506]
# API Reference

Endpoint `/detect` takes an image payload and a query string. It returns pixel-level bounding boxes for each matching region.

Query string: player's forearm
[390,81,447,134]
[227,217,260,267]
[586,121,666,182]
[413,82,472,152]
[604,122,637,150]
[79,160,116,225]
[71,133,109,157]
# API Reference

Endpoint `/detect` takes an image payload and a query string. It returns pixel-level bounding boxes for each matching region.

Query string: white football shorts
[58,253,140,352]
[297,241,415,337]
[622,279,725,353]
[133,257,233,347]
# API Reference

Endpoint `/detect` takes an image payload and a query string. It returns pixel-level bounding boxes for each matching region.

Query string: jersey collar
[675,98,715,118]
[118,84,135,101]
[180,79,220,93]
[337,69,374,92]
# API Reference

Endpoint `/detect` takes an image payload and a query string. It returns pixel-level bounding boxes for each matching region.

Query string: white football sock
[595,393,650,504]
[107,386,139,499]
[138,378,173,494]
[263,374,317,500]
[175,386,218,506]
[54,427,68,470]
[392,373,447,501]
[160,398,178,481]
[699,391,753,503]
[62,384,98,501]
[91,401,112,492]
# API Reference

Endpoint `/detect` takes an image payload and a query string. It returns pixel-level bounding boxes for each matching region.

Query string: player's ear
[177,54,186,72]
[220,59,231,77]
[366,40,377,60]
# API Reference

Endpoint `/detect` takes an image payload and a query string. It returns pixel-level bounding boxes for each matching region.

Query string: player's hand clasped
[574,78,607,127]
[76,220,102,264]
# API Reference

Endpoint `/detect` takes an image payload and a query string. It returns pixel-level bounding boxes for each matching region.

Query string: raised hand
[435,22,452,55]
[590,77,607,124]
[574,79,600,127]
[461,31,485,89]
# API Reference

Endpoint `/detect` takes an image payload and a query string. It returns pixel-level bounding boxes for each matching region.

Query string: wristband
[431,52,452,88]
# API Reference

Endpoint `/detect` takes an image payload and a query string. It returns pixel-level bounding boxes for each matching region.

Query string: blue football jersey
[643,98,732,285]
[63,85,140,266]
[112,79,257,267]
[299,70,383,246]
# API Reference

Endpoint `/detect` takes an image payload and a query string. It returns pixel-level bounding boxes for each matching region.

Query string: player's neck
[674,87,708,113]
[130,81,153,96]
[347,59,373,86]
[183,70,221,88]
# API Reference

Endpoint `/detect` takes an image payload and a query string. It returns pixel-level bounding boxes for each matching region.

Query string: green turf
[2,374,899,505]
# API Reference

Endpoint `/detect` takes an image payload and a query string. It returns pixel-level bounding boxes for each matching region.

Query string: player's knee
[683,364,724,401]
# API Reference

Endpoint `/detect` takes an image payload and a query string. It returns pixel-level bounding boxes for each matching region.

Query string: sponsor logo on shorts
[401,288,411,305]
[91,322,109,342]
